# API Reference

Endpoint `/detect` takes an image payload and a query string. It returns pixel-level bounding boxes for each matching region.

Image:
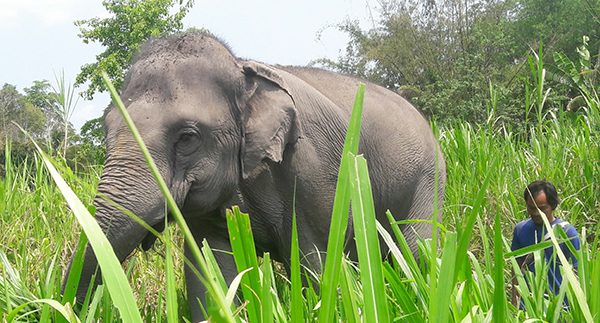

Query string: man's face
[526,190,554,225]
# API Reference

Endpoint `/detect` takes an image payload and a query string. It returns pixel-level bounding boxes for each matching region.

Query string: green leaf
[492,208,506,322]
[348,154,390,322]
[538,210,593,322]
[429,232,457,323]
[226,207,262,322]
[61,231,88,306]
[165,225,178,323]
[339,259,359,323]
[18,128,143,322]
[290,208,305,323]
[318,83,365,323]
[455,170,493,283]
[261,253,274,323]
[224,268,253,307]
[7,299,80,323]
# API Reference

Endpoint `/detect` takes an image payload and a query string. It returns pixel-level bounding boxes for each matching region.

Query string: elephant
[65,31,446,321]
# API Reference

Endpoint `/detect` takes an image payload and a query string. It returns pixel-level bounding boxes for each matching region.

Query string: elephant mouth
[140,220,166,251]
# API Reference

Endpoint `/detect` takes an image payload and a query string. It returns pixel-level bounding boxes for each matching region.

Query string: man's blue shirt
[511,217,580,293]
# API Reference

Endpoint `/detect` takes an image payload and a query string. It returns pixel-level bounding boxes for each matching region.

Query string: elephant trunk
[64,155,169,302]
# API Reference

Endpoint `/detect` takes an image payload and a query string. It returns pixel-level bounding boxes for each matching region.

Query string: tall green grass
[0,46,598,321]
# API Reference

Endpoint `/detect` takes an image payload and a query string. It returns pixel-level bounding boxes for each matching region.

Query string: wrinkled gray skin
[65,32,445,321]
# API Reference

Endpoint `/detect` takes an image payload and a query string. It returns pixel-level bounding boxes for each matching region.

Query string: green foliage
[321,0,600,131]
[0,80,104,171]
[1,47,599,322]
[23,80,62,137]
[75,0,195,99]
[1,83,52,167]
[29,129,143,322]
[74,117,106,166]
[512,0,600,63]
[0,84,47,144]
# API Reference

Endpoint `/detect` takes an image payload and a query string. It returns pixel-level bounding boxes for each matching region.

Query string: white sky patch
[71,93,108,129]
[0,0,78,27]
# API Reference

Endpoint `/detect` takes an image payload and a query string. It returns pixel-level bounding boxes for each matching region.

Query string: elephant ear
[239,61,303,179]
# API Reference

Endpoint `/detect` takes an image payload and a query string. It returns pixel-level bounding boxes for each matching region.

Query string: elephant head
[67,32,303,301]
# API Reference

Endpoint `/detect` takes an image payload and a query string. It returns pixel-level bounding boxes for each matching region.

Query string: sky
[0,0,380,130]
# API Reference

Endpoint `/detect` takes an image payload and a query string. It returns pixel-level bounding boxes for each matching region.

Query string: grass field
[0,53,599,322]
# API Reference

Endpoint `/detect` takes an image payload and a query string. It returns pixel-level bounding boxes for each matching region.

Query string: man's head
[524,180,559,225]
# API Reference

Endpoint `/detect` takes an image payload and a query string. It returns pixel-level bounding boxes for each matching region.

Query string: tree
[322,0,599,129]
[0,84,22,141]
[0,84,47,144]
[318,1,517,120]
[0,83,48,165]
[0,80,83,166]
[75,0,195,99]
[75,116,106,165]
[23,80,62,138]
[512,0,600,62]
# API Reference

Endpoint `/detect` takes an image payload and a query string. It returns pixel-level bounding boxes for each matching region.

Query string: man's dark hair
[524,180,559,210]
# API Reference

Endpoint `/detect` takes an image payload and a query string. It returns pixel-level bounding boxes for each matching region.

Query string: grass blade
[348,154,389,322]
[455,170,493,282]
[20,132,142,323]
[224,268,253,306]
[165,225,178,323]
[539,210,593,322]
[492,209,506,322]
[7,299,80,323]
[318,83,365,322]
[61,231,88,306]
[429,232,457,323]
[383,211,429,310]
[226,206,262,322]
[83,285,103,323]
[339,259,359,323]
[261,253,274,323]
[290,209,305,323]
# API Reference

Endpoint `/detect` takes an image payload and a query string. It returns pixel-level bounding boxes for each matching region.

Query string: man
[510,180,581,306]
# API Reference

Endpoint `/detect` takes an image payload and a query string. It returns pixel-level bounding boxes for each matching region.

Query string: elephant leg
[184,218,236,322]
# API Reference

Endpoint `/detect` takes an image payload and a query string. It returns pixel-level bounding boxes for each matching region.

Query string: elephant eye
[176,130,200,155]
